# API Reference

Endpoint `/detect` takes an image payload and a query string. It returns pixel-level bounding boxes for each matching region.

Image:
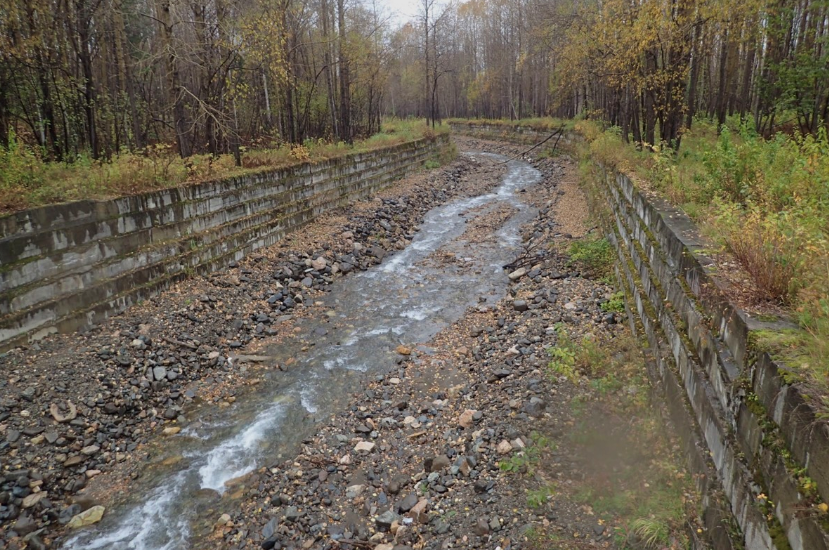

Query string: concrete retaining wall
[0,136,448,351]
[603,167,829,550]
[450,122,829,550]
[447,121,576,148]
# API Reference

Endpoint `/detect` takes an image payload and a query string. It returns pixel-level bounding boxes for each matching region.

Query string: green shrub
[568,235,615,276]
[601,291,626,313]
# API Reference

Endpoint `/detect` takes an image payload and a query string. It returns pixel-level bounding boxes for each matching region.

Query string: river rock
[67,505,105,528]
[354,441,375,454]
[473,517,491,536]
[12,514,37,535]
[496,440,513,454]
[458,409,477,428]
[397,493,418,513]
[311,257,327,270]
[64,455,85,467]
[59,504,83,524]
[81,445,100,456]
[262,517,278,539]
[22,491,46,509]
[508,267,527,281]
[426,455,450,472]
[523,397,547,417]
[409,498,429,523]
[346,484,365,498]
[375,509,398,531]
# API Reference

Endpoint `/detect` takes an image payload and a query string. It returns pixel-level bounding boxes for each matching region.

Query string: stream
[62,153,541,549]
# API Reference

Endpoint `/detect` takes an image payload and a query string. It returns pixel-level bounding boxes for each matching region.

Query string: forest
[2,0,827,159]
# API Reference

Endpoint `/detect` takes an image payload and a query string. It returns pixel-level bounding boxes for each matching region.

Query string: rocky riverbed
[206,143,643,550]
[0,137,697,550]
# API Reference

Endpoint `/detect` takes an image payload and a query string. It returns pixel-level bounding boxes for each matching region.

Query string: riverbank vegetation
[0,120,447,213]
[578,117,829,386]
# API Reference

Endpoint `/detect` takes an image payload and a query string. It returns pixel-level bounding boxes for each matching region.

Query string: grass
[546,323,614,385]
[576,116,829,385]
[0,119,450,214]
[498,432,553,475]
[563,331,694,549]
[601,291,626,313]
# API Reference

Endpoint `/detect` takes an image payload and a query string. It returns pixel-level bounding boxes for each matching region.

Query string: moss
[768,521,793,550]
[747,329,811,376]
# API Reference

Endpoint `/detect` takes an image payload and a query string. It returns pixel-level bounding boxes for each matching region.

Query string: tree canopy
[1,0,827,158]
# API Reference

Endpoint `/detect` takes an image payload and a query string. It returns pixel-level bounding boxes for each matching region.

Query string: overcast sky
[372,0,421,27]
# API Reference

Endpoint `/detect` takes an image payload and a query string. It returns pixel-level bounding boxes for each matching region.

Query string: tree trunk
[337,0,351,142]
[716,28,730,132]
[156,0,191,157]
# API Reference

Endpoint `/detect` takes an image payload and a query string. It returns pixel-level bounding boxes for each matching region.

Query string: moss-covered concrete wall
[0,136,448,351]
[603,167,829,550]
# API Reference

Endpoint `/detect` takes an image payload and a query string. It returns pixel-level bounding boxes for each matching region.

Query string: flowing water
[63,153,541,549]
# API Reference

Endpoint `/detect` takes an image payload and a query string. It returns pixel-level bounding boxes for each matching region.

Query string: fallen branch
[335,539,375,548]
[162,336,197,350]
[496,125,566,166]
[503,234,547,271]
[229,354,274,363]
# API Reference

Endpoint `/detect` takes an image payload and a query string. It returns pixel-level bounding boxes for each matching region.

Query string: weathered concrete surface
[0,136,448,350]
[449,124,829,550]
[447,122,557,145]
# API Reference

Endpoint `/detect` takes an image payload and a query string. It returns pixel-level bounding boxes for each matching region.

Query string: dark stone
[523,397,546,417]
[284,506,302,522]
[397,493,418,513]
[375,509,398,531]
[473,517,490,536]
[425,455,450,472]
[493,368,512,379]
[262,517,278,539]
[12,513,36,535]
[473,480,490,494]
[59,504,83,524]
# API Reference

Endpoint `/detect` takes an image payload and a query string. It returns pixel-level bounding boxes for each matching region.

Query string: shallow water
[63,153,541,549]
